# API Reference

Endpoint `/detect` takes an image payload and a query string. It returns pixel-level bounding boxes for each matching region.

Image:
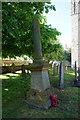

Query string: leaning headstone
[54,63,56,76]
[58,61,64,89]
[25,16,51,109]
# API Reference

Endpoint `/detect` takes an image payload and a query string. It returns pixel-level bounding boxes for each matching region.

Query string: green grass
[1,69,80,118]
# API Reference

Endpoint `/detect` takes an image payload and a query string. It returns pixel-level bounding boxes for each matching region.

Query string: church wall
[71,0,80,68]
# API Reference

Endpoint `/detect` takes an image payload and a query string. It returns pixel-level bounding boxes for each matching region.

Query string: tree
[2,2,61,59]
[43,40,64,62]
[64,48,71,63]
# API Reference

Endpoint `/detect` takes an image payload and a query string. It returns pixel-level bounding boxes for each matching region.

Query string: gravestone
[54,63,57,76]
[57,64,60,75]
[78,67,80,81]
[74,61,77,83]
[58,61,64,89]
[25,16,51,109]
[72,61,80,87]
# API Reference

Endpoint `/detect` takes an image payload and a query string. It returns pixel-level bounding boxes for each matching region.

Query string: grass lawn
[1,69,80,118]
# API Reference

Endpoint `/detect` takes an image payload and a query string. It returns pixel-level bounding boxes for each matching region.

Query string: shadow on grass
[2,70,79,118]
[49,70,75,88]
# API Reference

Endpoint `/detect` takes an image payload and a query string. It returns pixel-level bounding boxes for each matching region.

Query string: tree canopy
[2,2,63,61]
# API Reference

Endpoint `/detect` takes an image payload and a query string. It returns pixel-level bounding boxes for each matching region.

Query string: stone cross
[59,61,64,89]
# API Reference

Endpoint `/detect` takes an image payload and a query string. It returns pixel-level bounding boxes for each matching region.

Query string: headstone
[57,64,60,75]
[59,61,64,89]
[74,61,77,83]
[26,16,51,109]
[78,67,80,81]
[54,63,56,76]
[72,61,80,87]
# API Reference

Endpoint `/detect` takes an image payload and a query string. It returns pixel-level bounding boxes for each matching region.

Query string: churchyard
[1,1,80,119]
[1,68,79,118]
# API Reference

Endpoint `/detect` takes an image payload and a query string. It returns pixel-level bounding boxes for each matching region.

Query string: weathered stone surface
[71,0,80,68]
[33,17,43,63]
[53,63,57,76]
[59,61,64,89]
[25,17,51,109]
[74,61,78,82]
[26,88,54,109]
[72,61,80,87]
[31,69,50,91]
[78,67,80,81]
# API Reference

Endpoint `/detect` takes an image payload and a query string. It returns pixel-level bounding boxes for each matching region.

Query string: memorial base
[25,88,53,109]
[25,61,52,109]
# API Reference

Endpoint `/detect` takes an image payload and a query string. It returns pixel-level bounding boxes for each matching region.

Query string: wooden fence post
[11,63,15,73]
[22,65,26,77]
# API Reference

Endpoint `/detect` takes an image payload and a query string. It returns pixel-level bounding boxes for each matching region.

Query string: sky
[43,0,71,49]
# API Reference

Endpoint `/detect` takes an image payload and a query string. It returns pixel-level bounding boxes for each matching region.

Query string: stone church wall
[71,0,80,68]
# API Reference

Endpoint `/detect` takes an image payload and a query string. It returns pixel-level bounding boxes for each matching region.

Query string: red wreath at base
[50,94,57,107]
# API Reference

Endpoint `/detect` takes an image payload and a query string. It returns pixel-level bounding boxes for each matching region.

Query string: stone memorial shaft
[26,17,51,109]
[33,17,43,62]
[30,17,50,91]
